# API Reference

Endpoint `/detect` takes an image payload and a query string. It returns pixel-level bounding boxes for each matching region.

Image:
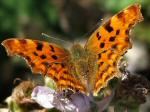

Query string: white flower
[31,86,114,112]
[31,86,55,108]
[31,86,77,111]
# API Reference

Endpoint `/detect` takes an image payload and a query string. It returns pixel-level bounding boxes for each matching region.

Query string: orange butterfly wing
[1,4,144,96]
[85,4,143,94]
[2,38,86,93]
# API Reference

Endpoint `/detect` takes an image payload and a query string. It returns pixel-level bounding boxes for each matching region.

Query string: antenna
[41,33,72,48]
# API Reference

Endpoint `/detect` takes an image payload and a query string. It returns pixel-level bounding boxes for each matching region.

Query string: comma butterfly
[1,4,143,95]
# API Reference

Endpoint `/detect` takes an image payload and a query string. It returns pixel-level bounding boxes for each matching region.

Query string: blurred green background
[0,0,150,109]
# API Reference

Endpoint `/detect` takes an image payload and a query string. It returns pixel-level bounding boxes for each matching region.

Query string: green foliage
[97,0,137,12]
[48,108,61,112]
[96,0,150,12]
[0,0,60,40]
[134,24,150,46]
[9,101,23,112]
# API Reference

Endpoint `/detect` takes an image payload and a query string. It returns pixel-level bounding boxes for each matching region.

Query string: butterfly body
[69,44,98,92]
[2,4,143,95]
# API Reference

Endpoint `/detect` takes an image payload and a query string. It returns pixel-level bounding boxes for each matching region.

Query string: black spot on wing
[53,76,58,82]
[125,29,129,35]
[101,50,107,53]
[30,62,35,67]
[63,71,68,74]
[19,39,27,44]
[99,62,104,66]
[100,42,105,48]
[96,32,101,40]
[42,62,51,67]
[112,44,117,50]
[117,11,124,19]
[109,36,116,42]
[125,37,130,42]
[33,52,38,56]
[36,42,43,51]
[98,53,101,59]
[49,45,55,52]
[104,75,110,82]
[98,70,105,79]
[51,55,58,60]
[61,63,65,68]
[104,20,113,32]
[107,52,113,59]
[113,61,117,66]
[40,54,47,59]
[116,30,120,35]
[25,56,31,62]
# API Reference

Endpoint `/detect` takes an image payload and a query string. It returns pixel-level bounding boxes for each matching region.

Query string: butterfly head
[70,44,85,59]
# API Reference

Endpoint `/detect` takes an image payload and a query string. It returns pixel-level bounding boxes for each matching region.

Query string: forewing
[85,4,143,95]
[2,38,86,93]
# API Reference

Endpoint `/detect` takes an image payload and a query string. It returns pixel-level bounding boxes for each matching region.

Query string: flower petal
[31,86,55,108]
[70,92,97,112]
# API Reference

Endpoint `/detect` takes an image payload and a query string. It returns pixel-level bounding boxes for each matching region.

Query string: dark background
[0,0,150,107]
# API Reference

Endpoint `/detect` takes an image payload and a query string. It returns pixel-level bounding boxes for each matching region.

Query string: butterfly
[2,4,143,96]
